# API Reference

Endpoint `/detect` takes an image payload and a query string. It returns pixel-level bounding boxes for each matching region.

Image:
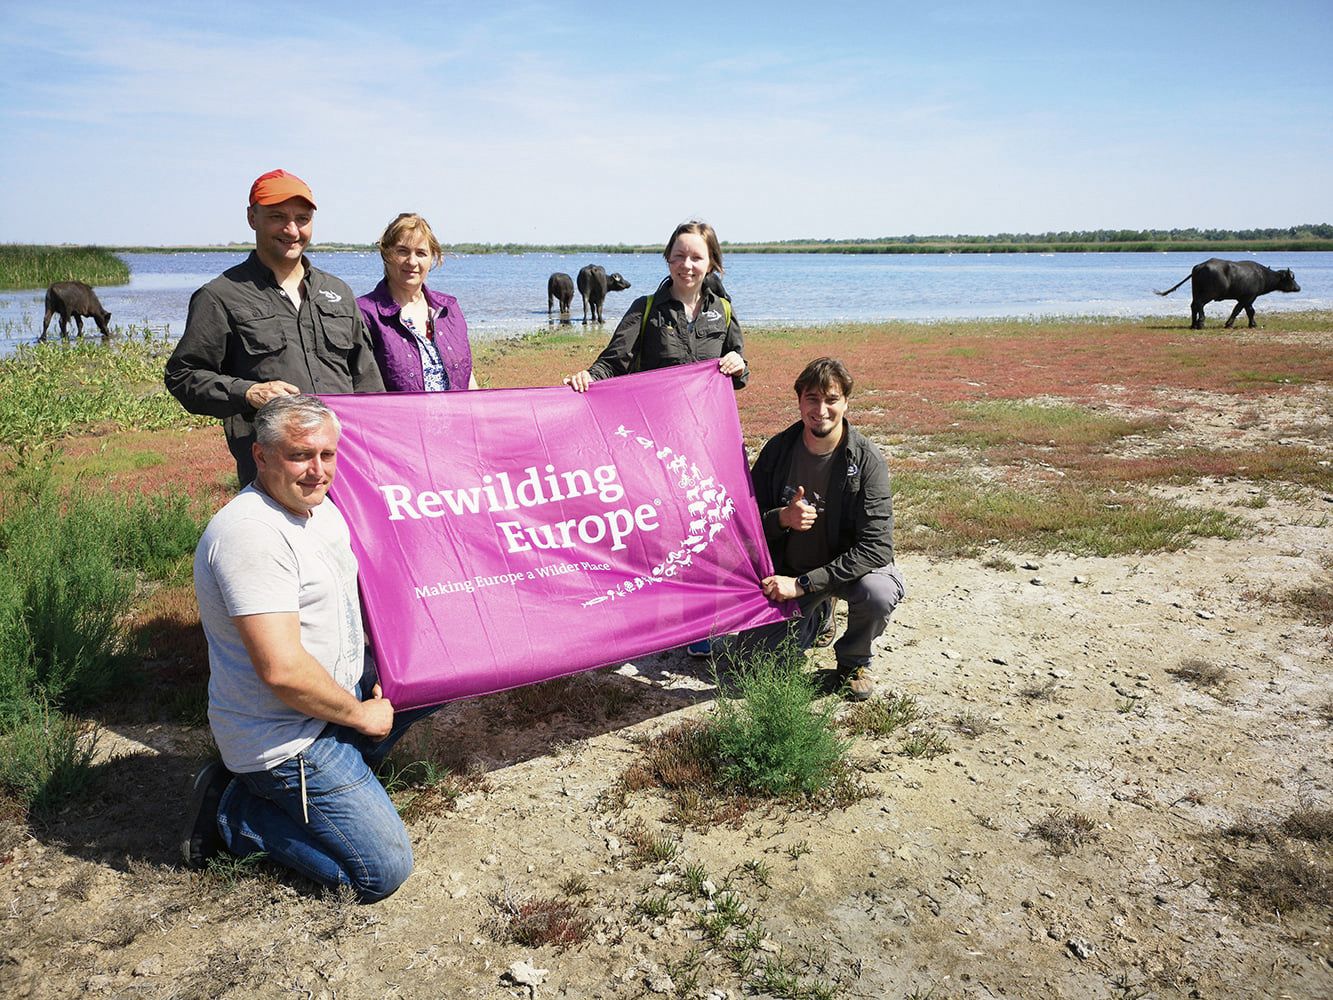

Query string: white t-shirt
[194,485,364,773]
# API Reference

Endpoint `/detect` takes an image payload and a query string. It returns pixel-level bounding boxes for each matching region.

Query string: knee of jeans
[353,836,414,903]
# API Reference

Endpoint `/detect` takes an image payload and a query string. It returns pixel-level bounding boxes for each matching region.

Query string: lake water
[3,250,1330,354]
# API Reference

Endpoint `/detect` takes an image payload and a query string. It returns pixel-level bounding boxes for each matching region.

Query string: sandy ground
[1,385,1331,1000]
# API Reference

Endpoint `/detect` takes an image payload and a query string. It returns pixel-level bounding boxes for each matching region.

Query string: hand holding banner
[323,362,792,710]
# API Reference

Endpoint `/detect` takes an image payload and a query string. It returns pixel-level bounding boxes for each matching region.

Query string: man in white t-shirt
[181,394,417,901]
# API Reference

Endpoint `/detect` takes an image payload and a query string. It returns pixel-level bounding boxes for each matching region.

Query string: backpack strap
[631,293,655,374]
[633,292,732,372]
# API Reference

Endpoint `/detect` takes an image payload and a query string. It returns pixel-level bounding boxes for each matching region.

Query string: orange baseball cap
[248,169,317,209]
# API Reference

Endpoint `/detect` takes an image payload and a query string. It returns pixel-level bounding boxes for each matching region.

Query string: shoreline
[106,239,1333,255]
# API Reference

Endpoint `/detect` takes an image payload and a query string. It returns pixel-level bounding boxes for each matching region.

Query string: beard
[809,424,835,438]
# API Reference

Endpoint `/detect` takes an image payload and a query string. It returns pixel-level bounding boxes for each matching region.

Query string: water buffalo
[547,272,574,318]
[577,265,631,324]
[42,281,112,341]
[1155,258,1300,330]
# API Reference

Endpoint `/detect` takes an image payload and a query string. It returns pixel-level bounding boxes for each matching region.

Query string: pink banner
[322,362,792,710]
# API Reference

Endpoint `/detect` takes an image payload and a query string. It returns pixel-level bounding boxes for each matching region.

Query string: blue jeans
[215,685,435,902]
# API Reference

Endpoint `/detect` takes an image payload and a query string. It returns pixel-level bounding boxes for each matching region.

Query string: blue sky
[2,1,1330,245]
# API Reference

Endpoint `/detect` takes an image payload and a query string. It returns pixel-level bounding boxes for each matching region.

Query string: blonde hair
[377,213,443,277]
[664,220,723,274]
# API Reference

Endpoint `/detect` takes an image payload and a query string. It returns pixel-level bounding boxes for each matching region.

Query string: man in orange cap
[166,169,384,485]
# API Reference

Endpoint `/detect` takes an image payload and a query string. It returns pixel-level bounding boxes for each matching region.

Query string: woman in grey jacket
[564,220,748,392]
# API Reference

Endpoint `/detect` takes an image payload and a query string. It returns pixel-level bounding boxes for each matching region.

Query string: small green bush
[0,461,208,718]
[0,494,134,716]
[712,643,848,796]
[0,704,100,815]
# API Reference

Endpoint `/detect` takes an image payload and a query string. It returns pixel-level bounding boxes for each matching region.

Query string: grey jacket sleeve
[164,286,253,417]
[805,448,895,593]
[586,296,648,382]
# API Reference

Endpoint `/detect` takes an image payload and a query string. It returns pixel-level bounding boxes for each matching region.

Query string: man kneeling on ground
[181,394,423,901]
[751,357,905,700]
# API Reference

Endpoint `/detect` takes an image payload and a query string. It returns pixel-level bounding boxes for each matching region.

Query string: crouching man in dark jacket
[749,357,905,699]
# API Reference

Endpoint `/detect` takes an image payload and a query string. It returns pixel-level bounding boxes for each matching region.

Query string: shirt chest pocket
[233,305,284,356]
[692,312,727,343]
[314,296,358,355]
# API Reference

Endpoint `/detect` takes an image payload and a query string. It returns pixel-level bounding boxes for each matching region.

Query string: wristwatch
[796,574,812,594]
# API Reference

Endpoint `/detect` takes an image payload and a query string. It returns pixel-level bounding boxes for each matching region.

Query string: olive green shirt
[165,252,384,483]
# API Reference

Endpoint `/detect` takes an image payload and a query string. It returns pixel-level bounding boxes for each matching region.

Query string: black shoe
[181,760,230,869]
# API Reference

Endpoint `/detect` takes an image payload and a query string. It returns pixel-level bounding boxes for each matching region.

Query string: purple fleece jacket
[356,278,472,392]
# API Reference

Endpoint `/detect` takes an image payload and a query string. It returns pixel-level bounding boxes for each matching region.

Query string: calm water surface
[2,250,1330,354]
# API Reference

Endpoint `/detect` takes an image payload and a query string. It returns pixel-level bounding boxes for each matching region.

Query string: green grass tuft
[938,399,1164,449]
[0,332,208,452]
[895,471,1244,557]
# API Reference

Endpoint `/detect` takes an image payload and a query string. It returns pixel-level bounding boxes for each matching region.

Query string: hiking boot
[686,638,713,658]
[181,760,230,869]
[842,666,876,702]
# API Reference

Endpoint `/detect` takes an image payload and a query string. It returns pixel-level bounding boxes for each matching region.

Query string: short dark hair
[254,394,340,447]
[794,357,853,398]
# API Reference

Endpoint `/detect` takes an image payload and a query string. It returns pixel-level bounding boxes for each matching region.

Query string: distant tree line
[108,224,1333,256]
[778,225,1333,246]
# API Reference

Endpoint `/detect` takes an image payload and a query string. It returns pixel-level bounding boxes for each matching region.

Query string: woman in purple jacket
[357,213,476,392]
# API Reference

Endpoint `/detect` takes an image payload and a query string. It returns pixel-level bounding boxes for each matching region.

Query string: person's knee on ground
[349,825,414,902]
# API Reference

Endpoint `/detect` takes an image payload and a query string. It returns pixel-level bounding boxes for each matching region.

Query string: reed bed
[0,244,130,291]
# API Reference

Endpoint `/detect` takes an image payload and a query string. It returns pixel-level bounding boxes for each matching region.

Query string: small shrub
[1281,807,1333,843]
[623,818,680,865]
[952,711,993,737]
[842,691,920,737]
[558,873,590,897]
[740,858,772,888]
[634,891,674,921]
[681,861,710,897]
[0,465,208,719]
[1169,657,1231,691]
[786,840,811,861]
[1029,809,1100,855]
[0,705,100,815]
[1020,678,1058,701]
[203,851,272,891]
[1217,803,1333,918]
[491,884,590,949]
[712,643,848,796]
[394,764,489,823]
[1211,838,1332,915]
[900,730,951,759]
[1284,581,1333,626]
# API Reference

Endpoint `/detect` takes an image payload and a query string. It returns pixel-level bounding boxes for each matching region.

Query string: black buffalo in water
[1155,258,1300,330]
[576,265,631,324]
[42,281,112,341]
[547,272,574,318]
